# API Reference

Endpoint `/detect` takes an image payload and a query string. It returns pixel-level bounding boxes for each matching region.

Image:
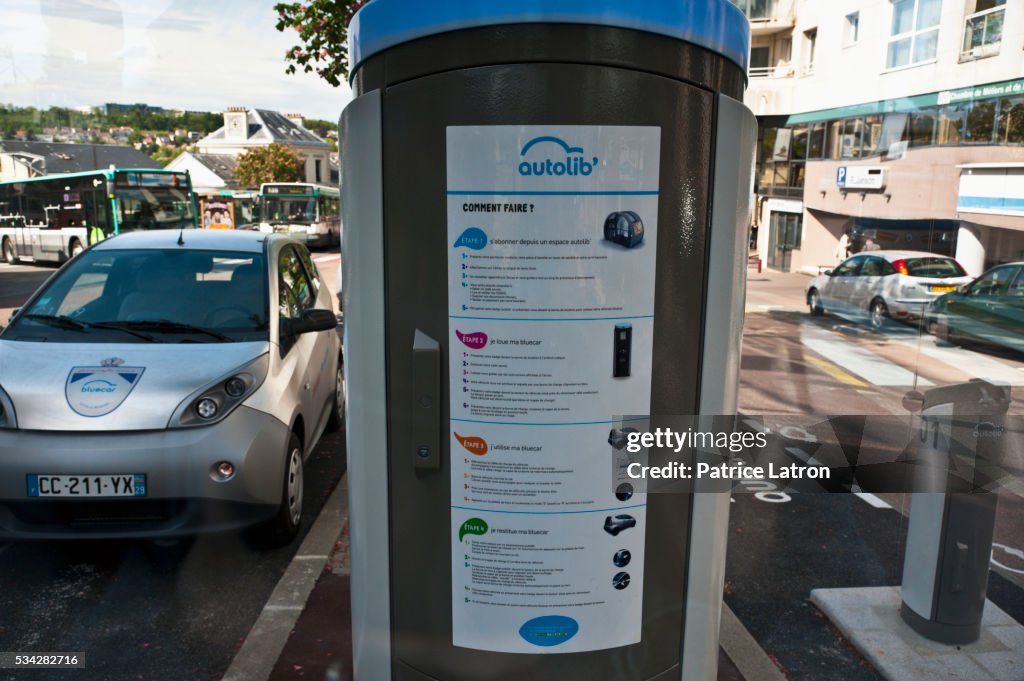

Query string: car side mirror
[823,269,834,277]
[8,308,20,324]
[293,308,338,335]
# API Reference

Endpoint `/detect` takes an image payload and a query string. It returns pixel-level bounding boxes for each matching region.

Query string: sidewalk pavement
[745,264,814,312]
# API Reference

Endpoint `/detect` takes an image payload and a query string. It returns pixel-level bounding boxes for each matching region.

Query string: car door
[278,244,328,448]
[294,244,336,428]
[821,255,864,313]
[848,255,888,314]
[989,266,1024,351]
[949,266,1016,344]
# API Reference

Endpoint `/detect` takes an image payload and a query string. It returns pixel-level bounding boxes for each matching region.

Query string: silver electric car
[0,230,343,545]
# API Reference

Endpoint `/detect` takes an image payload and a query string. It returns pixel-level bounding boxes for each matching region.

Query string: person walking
[835,230,851,261]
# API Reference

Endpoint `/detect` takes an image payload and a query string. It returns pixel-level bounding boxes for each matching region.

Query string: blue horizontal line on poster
[449,315,655,321]
[451,504,646,516]
[447,190,659,196]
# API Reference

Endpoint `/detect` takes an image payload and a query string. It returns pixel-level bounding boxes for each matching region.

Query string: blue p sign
[836,167,847,188]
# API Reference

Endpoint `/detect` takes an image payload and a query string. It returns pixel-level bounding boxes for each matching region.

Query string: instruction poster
[447,125,661,653]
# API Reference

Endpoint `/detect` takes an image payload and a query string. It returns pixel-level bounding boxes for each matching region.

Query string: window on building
[791,124,809,159]
[887,0,941,69]
[909,108,937,146]
[808,122,827,158]
[750,46,771,76]
[802,28,817,75]
[730,0,772,21]
[961,0,1005,60]
[315,158,323,184]
[875,113,909,154]
[844,12,860,46]
[841,118,864,158]
[965,100,996,143]
[996,95,1024,144]
[937,103,969,145]
[863,115,883,153]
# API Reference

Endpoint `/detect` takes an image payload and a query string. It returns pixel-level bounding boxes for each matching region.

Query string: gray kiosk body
[900,380,1010,644]
[341,2,756,679]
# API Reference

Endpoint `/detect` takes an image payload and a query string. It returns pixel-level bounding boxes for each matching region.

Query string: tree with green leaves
[274,1,367,87]
[235,144,306,188]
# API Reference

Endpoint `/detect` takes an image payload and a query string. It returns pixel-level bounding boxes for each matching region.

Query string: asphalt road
[0,251,344,681]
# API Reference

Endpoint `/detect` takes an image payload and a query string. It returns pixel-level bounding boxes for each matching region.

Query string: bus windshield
[261,196,316,225]
[114,171,195,233]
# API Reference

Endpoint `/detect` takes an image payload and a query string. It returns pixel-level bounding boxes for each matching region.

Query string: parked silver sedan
[805,251,972,329]
[0,230,343,544]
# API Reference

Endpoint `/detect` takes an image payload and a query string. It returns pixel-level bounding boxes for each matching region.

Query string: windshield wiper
[97,320,234,342]
[21,314,88,330]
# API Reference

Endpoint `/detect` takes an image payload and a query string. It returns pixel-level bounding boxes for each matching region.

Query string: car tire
[326,357,345,432]
[252,432,304,547]
[808,289,824,317]
[869,298,888,331]
[2,238,17,265]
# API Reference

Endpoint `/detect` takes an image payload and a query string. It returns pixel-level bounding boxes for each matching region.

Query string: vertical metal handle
[412,329,441,472]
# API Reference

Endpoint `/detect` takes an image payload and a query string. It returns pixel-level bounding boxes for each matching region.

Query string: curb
[223,474,349,681]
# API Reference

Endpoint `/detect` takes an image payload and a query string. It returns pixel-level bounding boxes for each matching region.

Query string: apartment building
[736,0,1024,276]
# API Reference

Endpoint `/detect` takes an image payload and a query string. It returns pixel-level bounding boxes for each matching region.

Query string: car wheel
[69,238,83,259]
[808,289,824,317]
[869,298,888,331]
[326,357,346,432]
[252,432,304,547]
[2,238,17,265]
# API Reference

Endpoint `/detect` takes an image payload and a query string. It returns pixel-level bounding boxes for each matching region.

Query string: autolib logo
[518,136,598,177]
[456,330,488,350]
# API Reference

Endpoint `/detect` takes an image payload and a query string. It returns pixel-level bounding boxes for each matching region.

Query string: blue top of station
[348,0,751,81]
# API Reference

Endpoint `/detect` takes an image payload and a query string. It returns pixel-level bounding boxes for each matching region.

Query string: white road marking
[313,254,339,263]
[853,492,892,509]
[800,322,933,387]
[991,543,1024,575]
[911,341,1024,386]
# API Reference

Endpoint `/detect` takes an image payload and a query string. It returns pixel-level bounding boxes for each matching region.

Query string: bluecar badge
[65,364,145,417]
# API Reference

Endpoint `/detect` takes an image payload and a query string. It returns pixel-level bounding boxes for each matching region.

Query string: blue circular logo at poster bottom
[519,615,579,647]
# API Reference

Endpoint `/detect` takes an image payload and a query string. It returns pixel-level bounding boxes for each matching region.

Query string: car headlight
[0,385,16,429]
[168,354,269,428]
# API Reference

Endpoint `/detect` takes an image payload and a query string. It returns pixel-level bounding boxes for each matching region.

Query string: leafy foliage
[235,144,306,188]
[274,1,367,87]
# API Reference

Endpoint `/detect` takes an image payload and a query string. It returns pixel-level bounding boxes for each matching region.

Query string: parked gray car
[0,230,343,544]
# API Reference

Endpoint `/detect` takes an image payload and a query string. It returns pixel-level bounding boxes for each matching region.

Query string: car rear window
[903,257,966,278]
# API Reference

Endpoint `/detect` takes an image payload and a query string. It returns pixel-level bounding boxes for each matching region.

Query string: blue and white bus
[0,168,197,265]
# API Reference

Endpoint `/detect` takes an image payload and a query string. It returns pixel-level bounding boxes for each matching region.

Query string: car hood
[0,341,270,431]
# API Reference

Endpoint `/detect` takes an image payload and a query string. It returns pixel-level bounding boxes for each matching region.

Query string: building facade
[737,0,1024,277]
[193,108,331,187]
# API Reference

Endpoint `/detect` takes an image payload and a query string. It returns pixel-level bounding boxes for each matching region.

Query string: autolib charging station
[340,2,756,679]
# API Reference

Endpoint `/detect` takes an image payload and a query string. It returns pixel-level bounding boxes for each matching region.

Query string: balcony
[731,0,796,36]
[749,63,796,79]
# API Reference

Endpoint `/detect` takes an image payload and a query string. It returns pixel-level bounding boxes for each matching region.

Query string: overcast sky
[0,0,354,121]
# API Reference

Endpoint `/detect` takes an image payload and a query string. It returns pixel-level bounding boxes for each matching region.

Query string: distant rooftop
[0,141,160,176]
[201,109,328,148]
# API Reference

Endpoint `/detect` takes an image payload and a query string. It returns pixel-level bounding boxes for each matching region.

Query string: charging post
[340,2,756,679]
[900,380,1011,644]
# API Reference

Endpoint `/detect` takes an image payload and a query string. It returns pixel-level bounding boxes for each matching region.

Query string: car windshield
[903,257,966,278]
[4,248,269,343]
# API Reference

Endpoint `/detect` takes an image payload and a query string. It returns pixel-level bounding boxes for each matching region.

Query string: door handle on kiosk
[412,329,442,472]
